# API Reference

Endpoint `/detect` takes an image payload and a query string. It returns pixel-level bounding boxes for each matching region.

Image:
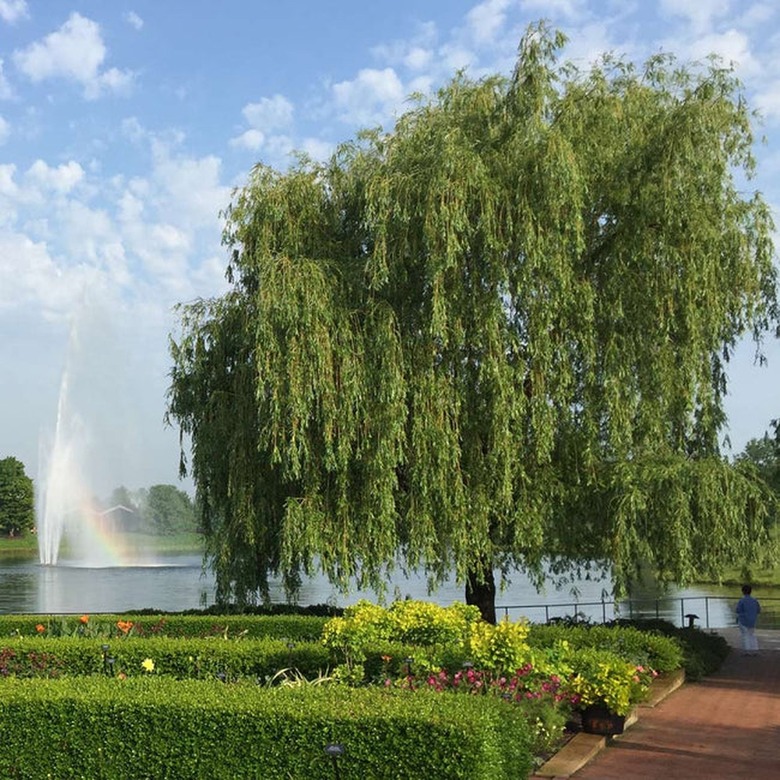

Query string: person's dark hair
[742,584,752,595]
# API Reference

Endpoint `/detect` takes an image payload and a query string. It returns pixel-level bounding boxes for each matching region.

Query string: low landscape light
[323,743,345,779]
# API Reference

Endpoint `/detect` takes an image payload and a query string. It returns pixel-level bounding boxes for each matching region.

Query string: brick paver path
[572,633,780,779]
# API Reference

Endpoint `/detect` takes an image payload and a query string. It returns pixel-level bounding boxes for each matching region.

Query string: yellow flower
[141,658,155,673]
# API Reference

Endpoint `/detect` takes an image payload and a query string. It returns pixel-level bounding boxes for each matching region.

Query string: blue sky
[1,0,779,497]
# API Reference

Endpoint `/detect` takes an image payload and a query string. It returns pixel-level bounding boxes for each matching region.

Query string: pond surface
[2,552,776,628]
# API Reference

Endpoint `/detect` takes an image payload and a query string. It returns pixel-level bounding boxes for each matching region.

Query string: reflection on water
[0,555,215,614]
[0,553,778,627]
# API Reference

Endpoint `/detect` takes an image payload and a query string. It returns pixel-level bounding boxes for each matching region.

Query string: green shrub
[527,623,684,673]
[321,599,481,665]
[0,636,331,681]
[0,678,535,779]
[0,613,328,642]
[609,619,729,680]
[564,645,650,715]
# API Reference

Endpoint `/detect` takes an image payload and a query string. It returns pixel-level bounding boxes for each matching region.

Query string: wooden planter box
[581,703,626,735]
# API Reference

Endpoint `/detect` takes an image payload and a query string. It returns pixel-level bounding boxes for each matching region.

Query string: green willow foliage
[167,26,778,607]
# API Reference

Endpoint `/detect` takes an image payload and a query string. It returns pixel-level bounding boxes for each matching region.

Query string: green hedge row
[0,614,328,642]
[0,636,332,681]
[610,619,730,680]
[0,677,534,780]
[526,623,684,673]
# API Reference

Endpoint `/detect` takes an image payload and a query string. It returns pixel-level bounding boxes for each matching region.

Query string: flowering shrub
[468,617,531,673]
[566,646,653,715]
[321,599,480,667]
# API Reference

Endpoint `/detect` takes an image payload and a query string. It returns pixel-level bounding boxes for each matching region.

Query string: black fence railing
[496,595,780,630]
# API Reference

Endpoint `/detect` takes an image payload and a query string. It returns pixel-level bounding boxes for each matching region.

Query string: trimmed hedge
[0,677,535,779]
[0,614,328,642]
[609,619,730,680]
[0,636,331,681]
[527,623,684,673]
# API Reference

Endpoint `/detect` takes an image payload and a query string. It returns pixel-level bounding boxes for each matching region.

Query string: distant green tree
[736,434,780,522]
[139,484,196,535]
[106,485,139,513]
[0,457,34,537]
[167,25,779,620]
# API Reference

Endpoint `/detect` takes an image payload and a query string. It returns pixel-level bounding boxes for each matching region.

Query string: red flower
[79,615,89,624]
[35,624,45,633]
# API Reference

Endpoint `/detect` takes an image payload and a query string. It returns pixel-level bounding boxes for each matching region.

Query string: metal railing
[496,596,780,629]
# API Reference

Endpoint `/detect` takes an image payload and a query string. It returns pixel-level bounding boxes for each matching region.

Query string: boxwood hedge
[0,677,535,779]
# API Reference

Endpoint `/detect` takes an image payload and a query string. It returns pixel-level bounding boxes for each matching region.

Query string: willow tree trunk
[466,567,497,624]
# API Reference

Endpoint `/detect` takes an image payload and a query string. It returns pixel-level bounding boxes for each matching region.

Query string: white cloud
[0,163,16,196]
[149,143,229,231]
[0,0,27,24]
[300,137,333,162]
[371,21,438,70]
[0,115,8,145]
[685,29,760,76]
[659,0,731,32]
[466,0,512,44]
[86,67,134,99]
[738,2,776,28]
[242,94,294,131]
[230,128,264,150]
[124,11,144,30]
[0,230,94,317]
[519,0,587,20]
[0,59,13,99]
[405,47,433,70]
[13,13,134,99]
[332,67,406,125]
[26,160,84,193]
[755,82,780,121]
[230,95,295,153]
[437,44,476,73]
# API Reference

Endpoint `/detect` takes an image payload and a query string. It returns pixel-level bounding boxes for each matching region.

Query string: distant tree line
[0,455,197,538]
[104,484,198,535]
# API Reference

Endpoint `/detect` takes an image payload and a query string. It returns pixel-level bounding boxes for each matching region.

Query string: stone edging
[530,668,686,779]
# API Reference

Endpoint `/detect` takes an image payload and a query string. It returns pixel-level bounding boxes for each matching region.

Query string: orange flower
[79,615,89,624]
[35,624,45,633]
[116,620,134,634]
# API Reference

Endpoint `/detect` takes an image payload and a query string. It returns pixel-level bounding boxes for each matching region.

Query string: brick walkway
[570,630,780,780]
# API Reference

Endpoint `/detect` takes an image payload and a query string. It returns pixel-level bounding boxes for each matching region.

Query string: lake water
[2,552,775,628]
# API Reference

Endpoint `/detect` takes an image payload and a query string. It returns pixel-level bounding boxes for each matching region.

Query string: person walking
[736,584,761,655]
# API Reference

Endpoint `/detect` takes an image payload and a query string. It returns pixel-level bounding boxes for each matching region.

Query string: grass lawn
[0,531,204,558]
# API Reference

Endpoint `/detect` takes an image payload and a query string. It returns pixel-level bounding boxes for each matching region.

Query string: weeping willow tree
[167,26,778,621]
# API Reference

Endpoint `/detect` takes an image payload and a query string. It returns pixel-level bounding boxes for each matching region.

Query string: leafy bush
[609,619,729,680]
[527,623,684,673]
[564,645,651,715]
[0,636,331,681]
[0,678,535,779]
[321,599,481,665]
[468,618,531,672]
[0,613,328,642]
